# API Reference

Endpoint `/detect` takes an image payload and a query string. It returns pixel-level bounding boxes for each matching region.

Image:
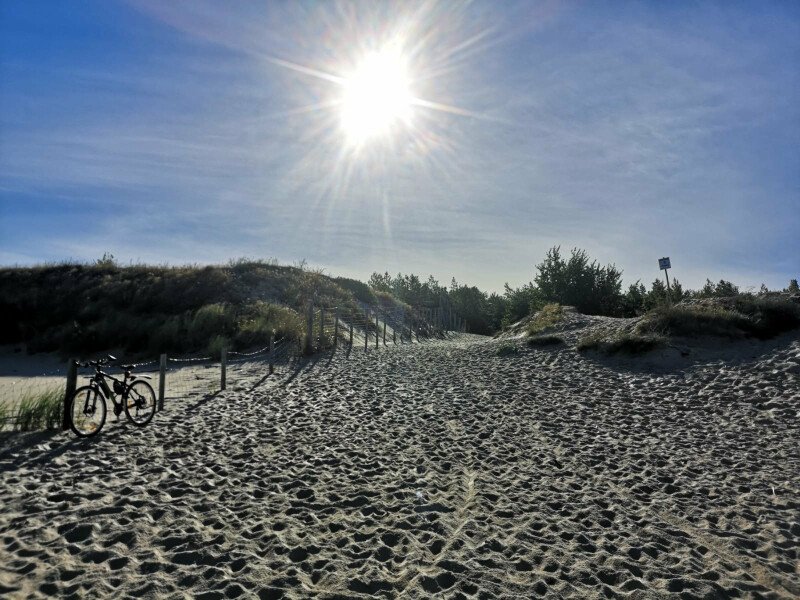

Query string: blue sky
[1,1,798,293]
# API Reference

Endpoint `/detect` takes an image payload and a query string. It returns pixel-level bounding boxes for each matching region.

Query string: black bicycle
[68,355,156,437]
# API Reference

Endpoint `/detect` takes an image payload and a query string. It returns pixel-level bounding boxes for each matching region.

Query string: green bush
[235,302,304,347]
[335,276,377,305]
[190,303,235,346]
[535,247,623,316]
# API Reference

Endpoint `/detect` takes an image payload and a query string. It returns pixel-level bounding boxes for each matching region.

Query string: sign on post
[658,257,673,303]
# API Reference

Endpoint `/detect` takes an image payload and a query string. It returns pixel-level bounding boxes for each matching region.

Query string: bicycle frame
[86,368,133,416]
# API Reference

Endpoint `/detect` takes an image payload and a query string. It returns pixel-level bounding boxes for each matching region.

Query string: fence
[303,302,466,354]
[0,303,465,432]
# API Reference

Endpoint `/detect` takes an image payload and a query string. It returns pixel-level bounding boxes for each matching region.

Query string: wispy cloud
[1,1,797,291]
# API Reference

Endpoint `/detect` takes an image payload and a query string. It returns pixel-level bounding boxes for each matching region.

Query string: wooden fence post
[220,347,227,391]
[333,307,339,346]
[364,310,369,351]
[158,353,166,411]
[375,311,379,349]
[305,302,314,354]
[349,321,354,346]
[63,359,78,430]
[320,307,325,348]
[269,335,275,374]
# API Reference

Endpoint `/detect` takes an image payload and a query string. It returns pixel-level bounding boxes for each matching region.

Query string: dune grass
[577,331,665,355]
[0,260,387,358]
[636,296,800,340]
[527,303,564,335]
[2,387,64,432]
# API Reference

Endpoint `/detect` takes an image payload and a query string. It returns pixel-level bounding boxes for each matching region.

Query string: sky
[1,0,798,293]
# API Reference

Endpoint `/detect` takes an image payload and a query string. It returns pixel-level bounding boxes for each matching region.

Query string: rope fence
[0,303,465,432]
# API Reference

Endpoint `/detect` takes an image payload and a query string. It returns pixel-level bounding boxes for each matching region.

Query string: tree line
[369,246,799,335]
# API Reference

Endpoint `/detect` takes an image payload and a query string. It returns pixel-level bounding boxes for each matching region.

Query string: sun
[339,47,413,144]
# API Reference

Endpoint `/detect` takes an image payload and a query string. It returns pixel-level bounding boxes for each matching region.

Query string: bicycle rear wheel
[124,380,156,426]
[69,386,107,437]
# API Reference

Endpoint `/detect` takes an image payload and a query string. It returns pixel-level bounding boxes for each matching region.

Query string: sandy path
[1,334,798,599]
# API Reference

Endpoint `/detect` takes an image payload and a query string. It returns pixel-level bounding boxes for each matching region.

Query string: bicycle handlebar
[77,354,118,369]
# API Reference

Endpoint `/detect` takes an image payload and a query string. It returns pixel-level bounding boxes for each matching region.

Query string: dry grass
[527,303,564,335]
[636,296,800,340]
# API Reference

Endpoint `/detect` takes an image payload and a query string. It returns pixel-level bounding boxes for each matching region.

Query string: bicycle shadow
[0,426,128,471]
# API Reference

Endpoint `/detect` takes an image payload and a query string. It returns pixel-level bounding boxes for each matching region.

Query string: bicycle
[67,355,157,437]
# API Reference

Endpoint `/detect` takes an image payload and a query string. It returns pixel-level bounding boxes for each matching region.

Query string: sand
[0,330,798,599]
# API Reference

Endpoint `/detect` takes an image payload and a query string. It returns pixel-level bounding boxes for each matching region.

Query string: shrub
[336,276,378,304]
[732,295,800,338]
[235,302,304,347]
[190,303,236,346]
[534,247,623,316]
[527,303,564,334]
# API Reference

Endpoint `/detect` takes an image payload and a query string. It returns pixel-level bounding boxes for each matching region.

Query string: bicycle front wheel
[69,386,107,437]
[124,380,156,426]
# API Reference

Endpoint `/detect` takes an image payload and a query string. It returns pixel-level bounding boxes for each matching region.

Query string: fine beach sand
[1,327,798,599]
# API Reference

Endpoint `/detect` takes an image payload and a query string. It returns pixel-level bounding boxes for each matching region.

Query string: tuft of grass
[9,387,64,432]
[495,343,520,356]
[578,332,665,355]
[637,296,800,340]
[527,334,565,347]
[207,335,229,359]
[527,303,564,335]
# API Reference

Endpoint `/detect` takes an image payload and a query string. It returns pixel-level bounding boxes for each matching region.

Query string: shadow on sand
[574,329,799,375]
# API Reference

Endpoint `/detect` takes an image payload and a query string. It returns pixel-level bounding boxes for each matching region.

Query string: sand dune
[1,331,798,598]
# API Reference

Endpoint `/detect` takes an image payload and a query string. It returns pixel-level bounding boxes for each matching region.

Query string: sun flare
[339,47,413,144]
